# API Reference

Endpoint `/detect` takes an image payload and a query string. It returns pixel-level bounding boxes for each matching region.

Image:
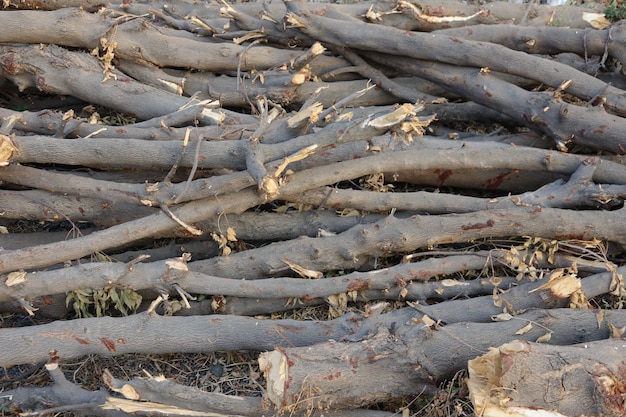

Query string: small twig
[291,41,326,71]
[54,109,74,138]
[162,127,191,186]
[160,204,202,235]
[236,38,264,92]
[18,403,97,416]
[126,254,151,271]
[0,114,20,135]
[585,83,610,107]
[172,283,197,309]
[173,128,203,204]
[319,82,376,122]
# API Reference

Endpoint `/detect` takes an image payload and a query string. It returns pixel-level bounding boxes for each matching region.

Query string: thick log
[0,44,199,120]
[0,9,299,72]
[467,339,626,417]
[259,308,626,411]
[1,362,398,417]
[287,3,626,118]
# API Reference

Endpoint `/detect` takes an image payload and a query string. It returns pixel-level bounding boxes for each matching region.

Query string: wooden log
[259,308,626,411]
[467,339,626,417]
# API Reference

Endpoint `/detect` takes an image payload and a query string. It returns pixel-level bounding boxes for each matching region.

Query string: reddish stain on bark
[1,54,16,73]
[485,170,517,189]
[116,128,127,134]
[461,219,494,230]
[593,125,609,135]
[394,273,408,286]
[408,268,439,279]
[434,169,453,184]
[347,279,369,291]
[323,371,342,380]
[100,337,117,352]
[423,5,445,16]
[554,233,587,240]
[300,294,317,302]
[349,356,359,368]
[72,335,90,345]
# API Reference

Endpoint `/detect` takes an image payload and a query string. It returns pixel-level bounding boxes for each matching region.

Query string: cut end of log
[0,133,17,166]
[467,339,626,417]
[258,349,288,409]
[260,175,280,199]
[467,342,521,417]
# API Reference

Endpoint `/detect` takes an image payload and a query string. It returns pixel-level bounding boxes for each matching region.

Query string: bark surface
[0,1,624,416]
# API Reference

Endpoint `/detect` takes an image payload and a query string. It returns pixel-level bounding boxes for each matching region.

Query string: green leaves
[66,285,142,318]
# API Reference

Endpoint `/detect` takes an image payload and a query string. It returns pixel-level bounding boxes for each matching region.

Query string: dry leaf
[536,332,552,343]
[514,322,533,335]
[226,227,237,242]
[336,208,360,217]
[596,310,605,328]
[609,322,626,338]
[211,232,227,248]
[529,268,582,298]
[327,293,347,318]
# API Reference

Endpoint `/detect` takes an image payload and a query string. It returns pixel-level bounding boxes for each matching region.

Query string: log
[467,339,626,417]
[258,308,626,411]
[1,1,625,416]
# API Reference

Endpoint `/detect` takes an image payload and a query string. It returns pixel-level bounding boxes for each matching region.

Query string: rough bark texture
[467,339,626,417]
[0,0,625,416]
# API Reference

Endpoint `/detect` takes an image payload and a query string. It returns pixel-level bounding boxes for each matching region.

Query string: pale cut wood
[467,339,626,417]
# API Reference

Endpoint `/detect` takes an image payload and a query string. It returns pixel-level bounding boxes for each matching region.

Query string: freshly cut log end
[258,327,438,412]
[0,133,17,166]
[258,348,289,410]
[467,339,626,417]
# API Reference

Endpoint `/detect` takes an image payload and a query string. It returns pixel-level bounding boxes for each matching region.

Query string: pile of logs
[0,0,625,416]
